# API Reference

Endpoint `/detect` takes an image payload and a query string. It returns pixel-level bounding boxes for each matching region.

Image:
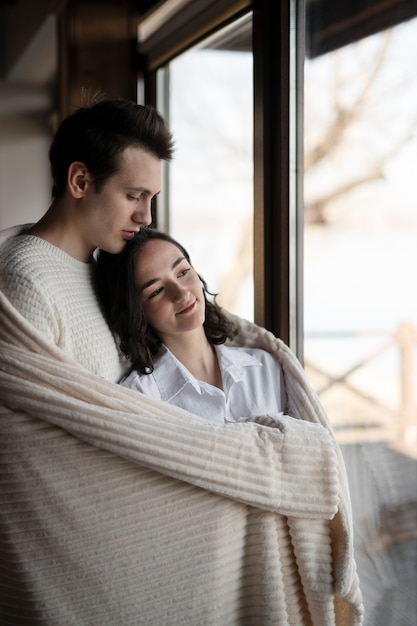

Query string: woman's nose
[170,284,186,302]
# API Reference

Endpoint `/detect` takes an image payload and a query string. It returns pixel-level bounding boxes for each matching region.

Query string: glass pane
[157,14,254,321]
[304,13,417,626]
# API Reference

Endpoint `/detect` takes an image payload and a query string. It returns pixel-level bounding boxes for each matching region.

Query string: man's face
[79,145,162,258]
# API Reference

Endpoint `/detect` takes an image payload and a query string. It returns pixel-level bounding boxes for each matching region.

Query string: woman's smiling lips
[177,301,196,315]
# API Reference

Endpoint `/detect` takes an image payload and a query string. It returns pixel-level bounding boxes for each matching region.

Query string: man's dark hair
[49,97,174,199]
[96,227,237,374]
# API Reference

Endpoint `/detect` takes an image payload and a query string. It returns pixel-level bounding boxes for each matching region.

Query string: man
[0,97,174,381]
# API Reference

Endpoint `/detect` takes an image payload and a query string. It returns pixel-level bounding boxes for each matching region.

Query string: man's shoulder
[0,235,92,313]
[0,232,44,260]
[0,223,32,246]
[0,236,54,290]
[1,234,86,276]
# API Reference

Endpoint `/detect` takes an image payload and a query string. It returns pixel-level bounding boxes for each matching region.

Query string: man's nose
[133,201,152,226]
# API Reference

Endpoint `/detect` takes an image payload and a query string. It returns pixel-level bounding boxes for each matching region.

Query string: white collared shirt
[120,344,286,424]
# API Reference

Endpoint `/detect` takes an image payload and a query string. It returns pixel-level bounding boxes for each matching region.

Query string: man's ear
[68,162,91,198]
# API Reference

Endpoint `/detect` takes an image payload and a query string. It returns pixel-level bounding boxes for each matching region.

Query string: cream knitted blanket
[0,288,363,625]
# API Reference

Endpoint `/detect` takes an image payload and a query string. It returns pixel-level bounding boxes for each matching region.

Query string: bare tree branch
[305,168,385,225]
[305,31,392,171]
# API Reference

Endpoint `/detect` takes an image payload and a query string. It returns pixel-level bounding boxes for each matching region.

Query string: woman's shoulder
[222,343,278,363]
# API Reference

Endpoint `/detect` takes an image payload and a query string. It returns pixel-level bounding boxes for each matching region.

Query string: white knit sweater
[0,228,364,625]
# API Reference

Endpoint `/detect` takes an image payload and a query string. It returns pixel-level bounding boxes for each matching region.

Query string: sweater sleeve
[238,413,339,518]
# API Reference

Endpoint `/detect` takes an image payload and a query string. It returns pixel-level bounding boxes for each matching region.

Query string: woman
[96,227,286,423]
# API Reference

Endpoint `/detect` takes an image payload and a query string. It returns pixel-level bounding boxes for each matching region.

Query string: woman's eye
[127,194,140,201]
[178,267,191,278]
[149,287,163,299]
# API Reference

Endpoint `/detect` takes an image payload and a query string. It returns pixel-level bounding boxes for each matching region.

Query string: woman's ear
[67,162,90,198]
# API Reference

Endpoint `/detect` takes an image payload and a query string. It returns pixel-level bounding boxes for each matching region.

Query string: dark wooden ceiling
[306,0,417,58]
[1,0,416,80]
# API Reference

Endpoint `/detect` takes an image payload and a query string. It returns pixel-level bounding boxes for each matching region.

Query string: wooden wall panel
[58,0,139,119]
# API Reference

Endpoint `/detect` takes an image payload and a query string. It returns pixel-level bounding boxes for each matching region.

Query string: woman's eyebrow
[172,255,186,269]
[139,277,159,292]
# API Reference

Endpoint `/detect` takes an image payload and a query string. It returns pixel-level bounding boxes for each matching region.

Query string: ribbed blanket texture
[0,282,363,624]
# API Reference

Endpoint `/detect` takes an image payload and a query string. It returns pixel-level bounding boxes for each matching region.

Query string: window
[156,15,254,320]
[304,8,417,624]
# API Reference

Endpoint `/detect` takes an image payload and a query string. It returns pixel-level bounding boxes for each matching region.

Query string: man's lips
[122,229,139,240]
[177,301,196,315]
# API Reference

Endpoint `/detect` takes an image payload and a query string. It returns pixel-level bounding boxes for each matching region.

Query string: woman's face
[134,238,205,342]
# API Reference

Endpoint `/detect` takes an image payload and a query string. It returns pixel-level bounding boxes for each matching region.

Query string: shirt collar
[214,344,262,383]
[152,344,263,403]
[151,346,206,402]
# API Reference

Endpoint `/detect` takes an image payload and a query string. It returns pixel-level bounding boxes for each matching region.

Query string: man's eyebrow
[128,187,161,197]
[139,255,186,293]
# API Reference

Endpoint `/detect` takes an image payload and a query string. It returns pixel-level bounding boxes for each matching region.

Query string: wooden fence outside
[304,321,417,448]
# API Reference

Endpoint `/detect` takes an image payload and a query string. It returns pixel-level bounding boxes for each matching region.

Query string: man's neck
[29,202,93,263]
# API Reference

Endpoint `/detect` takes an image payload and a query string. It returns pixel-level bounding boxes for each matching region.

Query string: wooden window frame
[138,0,303,354]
